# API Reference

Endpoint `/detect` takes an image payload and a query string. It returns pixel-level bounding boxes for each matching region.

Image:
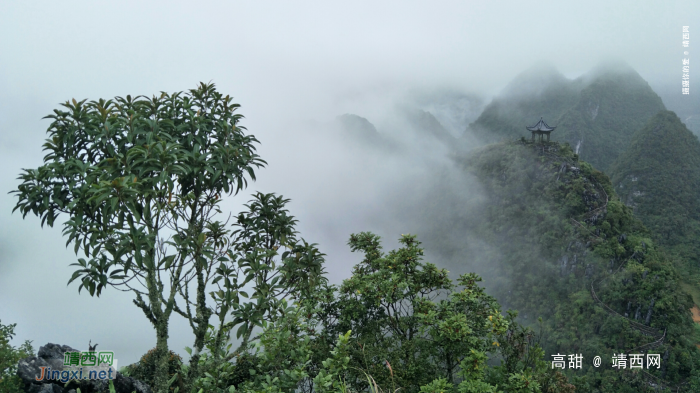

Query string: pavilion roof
[526,117,556,132]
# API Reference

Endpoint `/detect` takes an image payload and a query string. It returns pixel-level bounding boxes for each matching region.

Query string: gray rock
[19,343,81,386]
[27,383,63,393]
[645,298,655,325]
[38,344,80,360]
[18,343,152,393]
[559,255,568,276]
[111,373,152,393]
[17,356,55,384]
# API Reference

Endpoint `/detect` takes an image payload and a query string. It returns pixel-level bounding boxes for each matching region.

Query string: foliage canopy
[11,83,327,393]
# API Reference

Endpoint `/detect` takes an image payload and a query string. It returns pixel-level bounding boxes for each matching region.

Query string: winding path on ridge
[578,165,683,390]
[536,143,687,391]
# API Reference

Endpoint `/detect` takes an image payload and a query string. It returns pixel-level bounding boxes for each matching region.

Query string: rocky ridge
[16,343,150,393]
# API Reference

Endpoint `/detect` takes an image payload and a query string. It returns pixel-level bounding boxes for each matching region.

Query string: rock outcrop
[17,343,151,393]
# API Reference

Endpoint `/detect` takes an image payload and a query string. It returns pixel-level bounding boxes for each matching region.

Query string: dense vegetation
[0,320,34,393]
[609,110,700,296]
[4,235,576,393]
[555,68,666,172]
[182,232,575,393]
[121,347,185,392]
[10,84,327,393]
[456,140,700,391]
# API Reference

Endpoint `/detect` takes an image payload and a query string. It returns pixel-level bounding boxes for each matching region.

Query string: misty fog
[1,0,697,367]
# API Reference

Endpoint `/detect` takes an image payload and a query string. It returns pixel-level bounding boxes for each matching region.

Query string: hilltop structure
[527,117,556,142]
[467,64,665,171]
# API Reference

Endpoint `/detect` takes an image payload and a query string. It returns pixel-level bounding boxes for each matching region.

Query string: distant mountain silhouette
[467,62,666,172]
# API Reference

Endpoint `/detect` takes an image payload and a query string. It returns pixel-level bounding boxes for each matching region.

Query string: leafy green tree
[308,232,566,393]
[204,232,570,393]
[324,232,508,391]
[11,83,326,393]
[190,299,352,393]
[0,320,34,393]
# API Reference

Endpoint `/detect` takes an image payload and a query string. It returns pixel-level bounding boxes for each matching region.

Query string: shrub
[127,347,184,391]
[0,320,34,393]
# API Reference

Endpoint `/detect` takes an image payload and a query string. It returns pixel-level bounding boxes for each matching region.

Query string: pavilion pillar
[526,118,556,144]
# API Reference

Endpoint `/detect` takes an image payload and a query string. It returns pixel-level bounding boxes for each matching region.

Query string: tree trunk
[146,265,171,393]
[154,320,171,393]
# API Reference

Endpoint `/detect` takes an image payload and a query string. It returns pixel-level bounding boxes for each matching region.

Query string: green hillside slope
[556,67,666,172]
[455,140,700,391]
[610,110,700,290]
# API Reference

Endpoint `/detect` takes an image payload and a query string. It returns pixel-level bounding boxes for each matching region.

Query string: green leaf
[67,270,83,286]
[161,255,176,269]
[236,323,248,339]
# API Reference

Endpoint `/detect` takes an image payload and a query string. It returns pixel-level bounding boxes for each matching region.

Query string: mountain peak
[469,63,665,172]
[500,63,570,99]
[578,60,648,88]
[335,114,380,141]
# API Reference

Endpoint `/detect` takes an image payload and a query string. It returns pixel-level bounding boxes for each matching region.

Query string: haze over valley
[1,2,699,392]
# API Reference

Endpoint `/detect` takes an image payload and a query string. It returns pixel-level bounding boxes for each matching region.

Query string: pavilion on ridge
[527,117,556,142]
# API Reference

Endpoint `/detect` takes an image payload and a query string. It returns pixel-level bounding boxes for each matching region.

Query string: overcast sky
[1,0,698,367]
